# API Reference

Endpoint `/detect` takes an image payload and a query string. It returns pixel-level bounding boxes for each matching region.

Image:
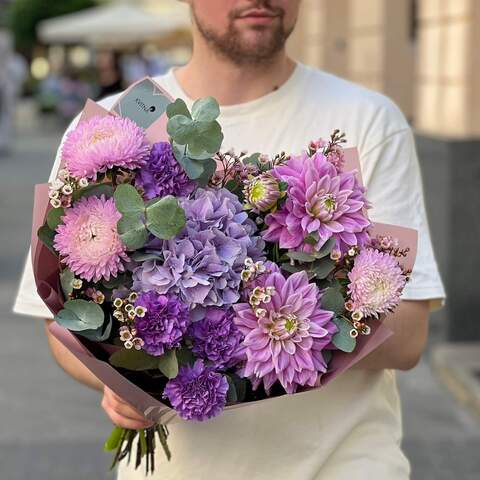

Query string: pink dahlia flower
[54,195,129,282]
[62,115,150,179]
[233,263,336,394]
[348,248,406,318]
[263,152,371,253]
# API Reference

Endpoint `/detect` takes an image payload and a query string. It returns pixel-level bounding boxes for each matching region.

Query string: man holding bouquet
[14,1,445,478]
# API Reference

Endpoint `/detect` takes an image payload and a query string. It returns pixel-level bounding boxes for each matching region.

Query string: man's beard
[192,2,293,66]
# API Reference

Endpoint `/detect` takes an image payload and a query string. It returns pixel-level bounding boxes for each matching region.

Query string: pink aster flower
[263,152,371,254]
[54,195,129,282]
[347,248,407,318]
[233,263,336,394]
[62,115,150,179]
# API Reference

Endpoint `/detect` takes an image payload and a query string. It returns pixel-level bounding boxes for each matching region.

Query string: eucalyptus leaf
[321,288,345,315]
[73,183,114,201]
[280,263,303,274]
[332,316,356,352]
[60,268,75,298]
[176,154,205,180]
[287,251,317,263]
[167,115,195,145]
[195,158,217,187]
[114,184,145,216]
[188,149,215,161]
[145,196,186,240]
[187,120,223,156]
[157,349,178,379]
[316,237,336,258]
[131,252,163,262]
[46,207,64,231]
[37,225,57,254]
[117,214,148,250]
[55,299,104,331]
[191,96,220,122]
[166,98,191,119]
[110,348,159,371]
[79,314,113,342]
[311,258,336,279]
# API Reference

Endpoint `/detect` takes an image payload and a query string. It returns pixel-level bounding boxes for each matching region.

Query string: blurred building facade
[289,0,480,342]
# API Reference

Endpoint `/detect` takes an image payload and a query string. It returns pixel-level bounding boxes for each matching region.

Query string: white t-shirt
[14,64,445,480]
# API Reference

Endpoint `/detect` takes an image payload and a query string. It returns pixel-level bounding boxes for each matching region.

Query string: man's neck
[174,40,296,106]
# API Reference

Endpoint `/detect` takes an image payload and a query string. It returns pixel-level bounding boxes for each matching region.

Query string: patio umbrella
[37,0,190,47]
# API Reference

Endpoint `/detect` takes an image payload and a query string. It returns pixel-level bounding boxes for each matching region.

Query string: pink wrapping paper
[32,81,418,425]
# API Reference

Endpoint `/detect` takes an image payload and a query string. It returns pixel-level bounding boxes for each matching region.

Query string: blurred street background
[0,0,479,479]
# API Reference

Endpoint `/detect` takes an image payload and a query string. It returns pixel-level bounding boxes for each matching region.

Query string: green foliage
[167,97,223,183]
[79,314,112,342]
[332,316,357,352]
[310,258,336,279]
[46,207,64,231]
[72,184,114,202]
[145,196,186,240]
[7,0,96,54]
[286,251,317,263]
[113,184,185,249]
[109,348,159,371]
[109,347,178,379]
[37,224,57,254]
[104,426,124,452]
[55,299,104,331]
[321,287,345,315]
[59,268,75,298]
[117,214,148,250]
[157,349,178,379]
[114,184,145,216]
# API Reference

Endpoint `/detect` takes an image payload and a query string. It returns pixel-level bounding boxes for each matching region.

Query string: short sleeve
[360,127,446,312]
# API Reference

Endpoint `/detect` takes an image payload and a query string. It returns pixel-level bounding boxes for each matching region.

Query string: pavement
[0,101,479,480]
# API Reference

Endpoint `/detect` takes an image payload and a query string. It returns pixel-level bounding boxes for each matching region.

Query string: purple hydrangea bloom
[134,291,189,356]
[163,360,229,421]
[135,142,195,200]
[189,307,244,369]
[133,188,265,309]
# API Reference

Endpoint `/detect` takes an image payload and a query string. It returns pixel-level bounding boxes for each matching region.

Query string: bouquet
[30,78,418,475]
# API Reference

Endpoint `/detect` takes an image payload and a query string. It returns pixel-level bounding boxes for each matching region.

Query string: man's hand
[101,386,155,430]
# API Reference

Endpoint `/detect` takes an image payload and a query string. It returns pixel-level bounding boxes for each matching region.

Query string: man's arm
[44,319,154,429]
[44,319,104,391]
[353,299,430,371]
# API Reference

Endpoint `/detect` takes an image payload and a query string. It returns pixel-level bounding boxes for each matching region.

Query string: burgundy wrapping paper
[32,88,418,425]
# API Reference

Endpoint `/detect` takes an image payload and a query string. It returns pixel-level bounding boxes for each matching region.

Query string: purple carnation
[133,188,265,309]
[135,142,195,200]
[163,360,229,421]
[134,291,189,356]
[189,307,243,369]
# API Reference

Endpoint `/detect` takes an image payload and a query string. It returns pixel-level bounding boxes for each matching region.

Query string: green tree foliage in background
[7,0,97,55]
